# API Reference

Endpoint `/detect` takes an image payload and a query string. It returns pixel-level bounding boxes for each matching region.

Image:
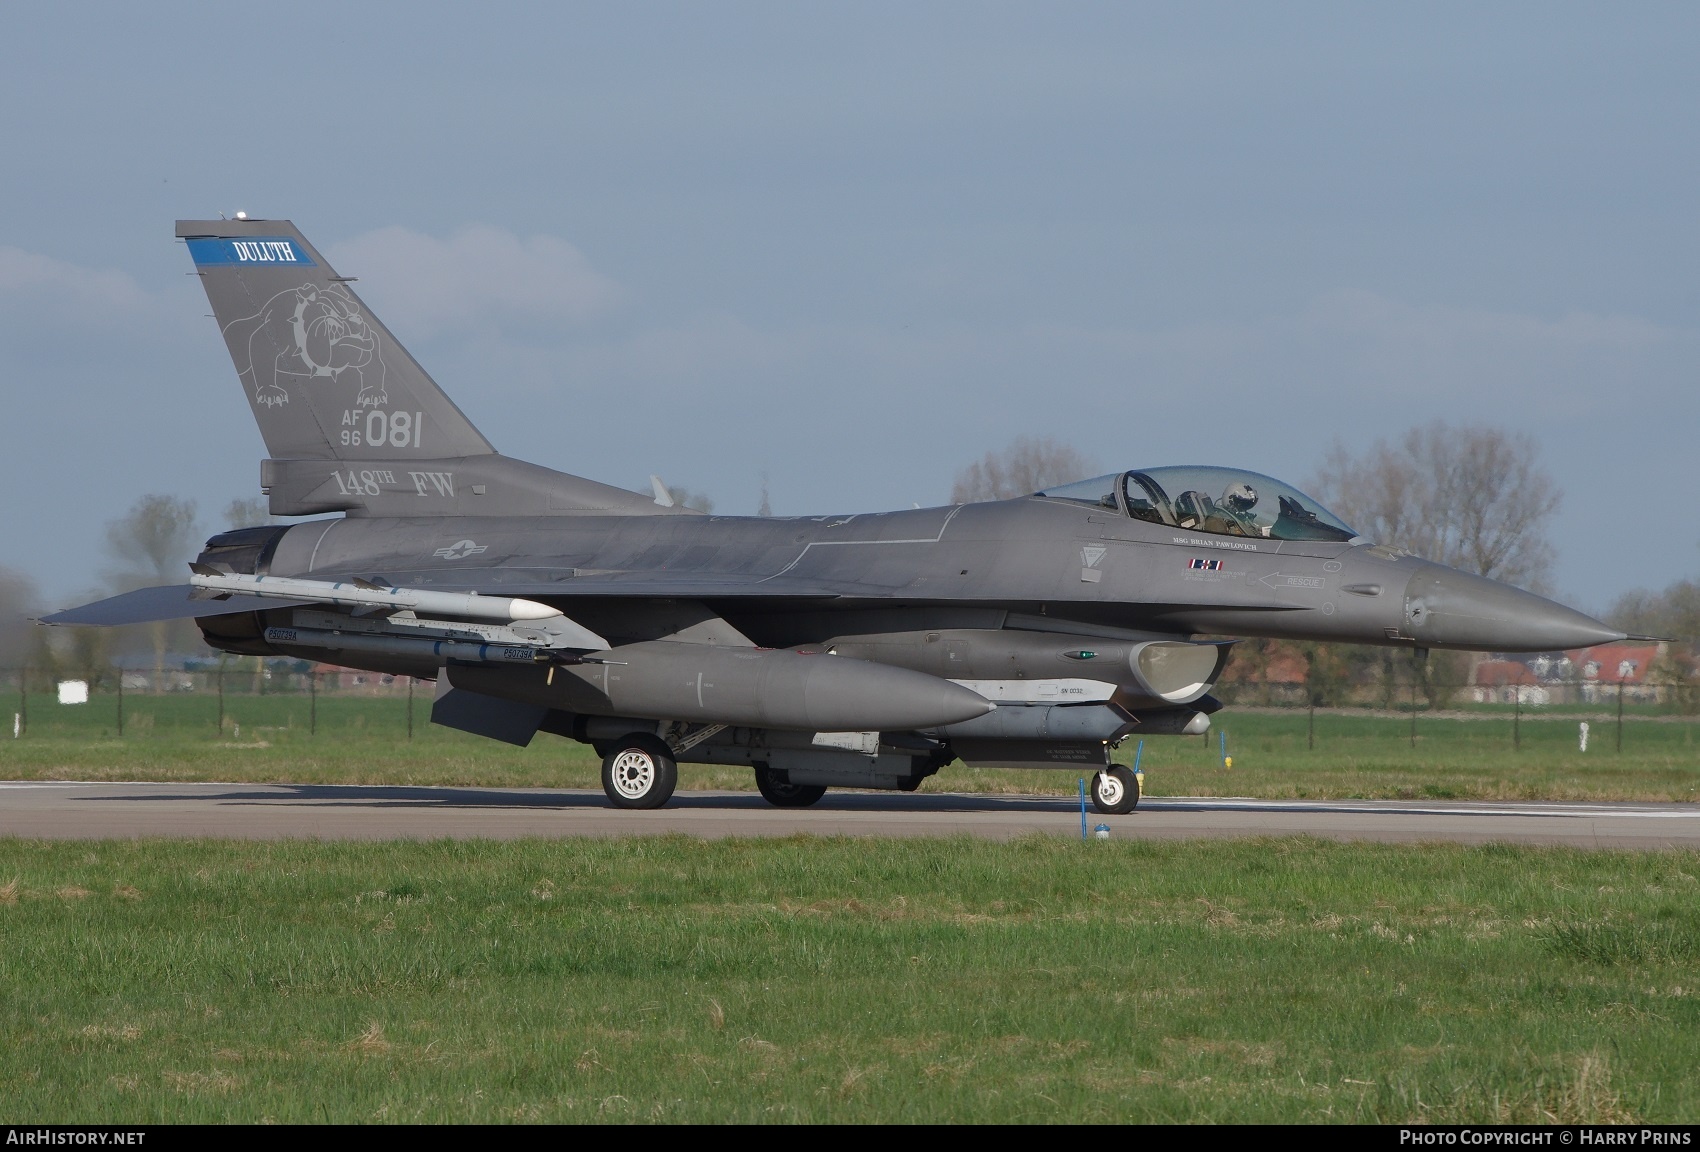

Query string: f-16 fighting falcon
[45,217,1628,814]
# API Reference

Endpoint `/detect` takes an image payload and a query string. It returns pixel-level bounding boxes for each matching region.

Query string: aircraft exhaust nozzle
[573,642,995,731]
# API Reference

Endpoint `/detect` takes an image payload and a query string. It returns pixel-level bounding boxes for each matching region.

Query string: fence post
[309,669,317,736]
[1617,678,1625,753]
[117,669,124,737]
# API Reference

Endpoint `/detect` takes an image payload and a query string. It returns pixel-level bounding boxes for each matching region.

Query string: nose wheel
[1091,765,1140,815]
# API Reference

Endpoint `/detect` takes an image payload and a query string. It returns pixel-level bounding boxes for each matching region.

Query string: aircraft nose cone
[1404,565,1625,652]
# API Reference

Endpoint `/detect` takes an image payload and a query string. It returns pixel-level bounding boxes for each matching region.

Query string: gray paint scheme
[45,218,1628,791]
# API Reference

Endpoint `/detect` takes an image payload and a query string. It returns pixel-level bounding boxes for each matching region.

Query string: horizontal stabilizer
[40,585,311,627]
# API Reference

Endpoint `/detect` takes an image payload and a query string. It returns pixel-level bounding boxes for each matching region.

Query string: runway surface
[1,781,1698,847]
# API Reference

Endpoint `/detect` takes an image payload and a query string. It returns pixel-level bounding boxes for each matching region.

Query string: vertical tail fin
[176,218,494,462]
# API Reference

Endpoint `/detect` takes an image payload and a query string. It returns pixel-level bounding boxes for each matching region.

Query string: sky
[1,2,1696,614]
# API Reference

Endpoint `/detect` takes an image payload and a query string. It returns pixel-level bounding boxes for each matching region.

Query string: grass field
[1,835,1696,1122]
[2,690,1698,801]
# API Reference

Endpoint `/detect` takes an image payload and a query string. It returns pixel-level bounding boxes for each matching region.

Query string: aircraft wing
[39,585,315,627]
[297,568,851,600]
[39,570,845,631]
[454,577,846,599]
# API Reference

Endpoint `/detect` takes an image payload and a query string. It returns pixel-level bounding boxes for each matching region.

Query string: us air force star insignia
[433,540,488,561]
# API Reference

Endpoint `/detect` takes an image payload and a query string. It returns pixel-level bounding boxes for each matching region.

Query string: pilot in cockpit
[1213,481,1264,536]
[1175,482,1264,536]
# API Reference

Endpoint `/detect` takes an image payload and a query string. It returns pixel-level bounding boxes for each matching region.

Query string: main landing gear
[600,735,679,810]
[753,764,827,808]
[1090,764,1141,815]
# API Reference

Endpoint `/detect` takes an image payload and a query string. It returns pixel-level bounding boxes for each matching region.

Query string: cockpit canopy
[1036,466,1358,543]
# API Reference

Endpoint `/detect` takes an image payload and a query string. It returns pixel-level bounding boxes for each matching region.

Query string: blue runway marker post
[1079,777,1088,840]
[1133,739,1145,793]
[1219,729,1228,768]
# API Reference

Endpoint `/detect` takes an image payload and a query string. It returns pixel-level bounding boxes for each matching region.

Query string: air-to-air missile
[189,566,581,629]
[44,216,1637,814]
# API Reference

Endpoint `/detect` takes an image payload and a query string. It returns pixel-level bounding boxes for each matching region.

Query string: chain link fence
[1207,648,1698,756]
[0,654,1696,755]
[0,660,425,741]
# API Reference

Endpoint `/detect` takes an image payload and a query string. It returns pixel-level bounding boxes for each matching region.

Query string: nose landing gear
[1090,764,1141,815]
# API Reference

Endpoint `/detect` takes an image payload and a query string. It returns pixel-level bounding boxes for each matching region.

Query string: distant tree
[224,497,272,529]
[1298,642,1352,707]
[103,495,200,688]
[1608,579,1700,644]
[0,566,39,672]
[950,436,1096,503]
[1310,422,1560,592]
[1609,578,1700,709]
[104,495,200,591]
[1220,637,1277,706]
[667,487,715,514]
[59,625,114,691]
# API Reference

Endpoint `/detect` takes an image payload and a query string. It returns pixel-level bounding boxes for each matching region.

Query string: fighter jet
[44,217,1628,814]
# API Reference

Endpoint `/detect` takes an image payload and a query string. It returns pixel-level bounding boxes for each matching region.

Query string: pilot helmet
[1223,482,1258,513]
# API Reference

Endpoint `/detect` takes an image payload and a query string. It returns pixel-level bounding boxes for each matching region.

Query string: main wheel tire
[753,764,827,808]
[1091,765,1140,815]
[600,736,679,809]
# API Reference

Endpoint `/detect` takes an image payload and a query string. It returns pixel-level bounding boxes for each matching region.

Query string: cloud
[326,224,625,339]
[541,290,1686,421]
[0,246,165,333]
[0,234,1691,609]
[412,288,1693,473]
